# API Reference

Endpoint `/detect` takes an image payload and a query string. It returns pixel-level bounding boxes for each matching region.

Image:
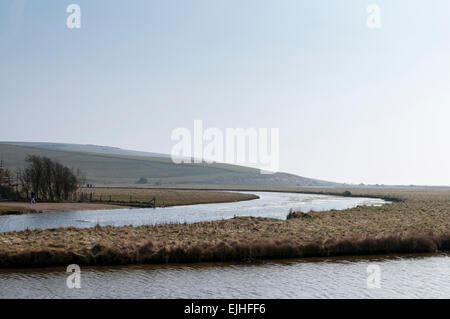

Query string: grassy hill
[0,142,167,158]
[0,142,338,187]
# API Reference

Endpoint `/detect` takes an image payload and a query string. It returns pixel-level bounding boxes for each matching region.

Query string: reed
[0,233,448,268]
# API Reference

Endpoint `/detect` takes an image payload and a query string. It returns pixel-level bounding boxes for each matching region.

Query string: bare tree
[0,166,13,199]
[18,168,32,198]
[21,156,83,201]
[76,167,86,188]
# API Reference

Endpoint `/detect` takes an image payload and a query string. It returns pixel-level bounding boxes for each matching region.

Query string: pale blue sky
[1,0,449,185]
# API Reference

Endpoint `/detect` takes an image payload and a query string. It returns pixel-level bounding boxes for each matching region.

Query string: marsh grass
[0,232,448,268]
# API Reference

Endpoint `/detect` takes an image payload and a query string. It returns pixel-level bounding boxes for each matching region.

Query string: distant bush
[343,190,352,196]
[287,209,311,220]
[136,177,148,184]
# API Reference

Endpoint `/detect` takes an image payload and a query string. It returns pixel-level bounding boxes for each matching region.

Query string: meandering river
[1,192,448,299]
[0,191,385,233]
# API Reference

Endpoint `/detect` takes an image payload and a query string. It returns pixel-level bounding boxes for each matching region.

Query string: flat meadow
[78,187,259,207]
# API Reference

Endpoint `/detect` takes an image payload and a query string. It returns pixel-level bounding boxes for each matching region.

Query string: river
[0,254,448,298]
[1,192,448,299]
[0,191,385,233]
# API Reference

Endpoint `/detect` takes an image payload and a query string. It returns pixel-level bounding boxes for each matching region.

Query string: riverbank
[0,202,128,215]
[0,205,38,216]
[0,190,259,215]
[80,188,259,207]
[0,188,448,268]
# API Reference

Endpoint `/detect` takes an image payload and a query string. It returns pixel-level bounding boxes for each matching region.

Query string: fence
[72,192,156,207]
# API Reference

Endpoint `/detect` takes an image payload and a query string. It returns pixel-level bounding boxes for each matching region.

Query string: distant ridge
[0,141,167,158]
[0,142,340,187]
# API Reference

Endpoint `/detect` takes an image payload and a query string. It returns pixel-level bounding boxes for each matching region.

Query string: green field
[0,142,337,187]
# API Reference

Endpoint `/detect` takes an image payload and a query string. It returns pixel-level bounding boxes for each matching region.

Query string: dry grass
[0,202,128,214]
[0,205,37,216]
[0,189,258,214]
[0,188,448,267]
[78,187,259,207]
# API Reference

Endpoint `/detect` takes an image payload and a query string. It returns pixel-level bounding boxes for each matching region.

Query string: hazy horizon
[1,0,449,186]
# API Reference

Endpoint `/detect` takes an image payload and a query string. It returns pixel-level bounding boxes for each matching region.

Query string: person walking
[30,191,36,204]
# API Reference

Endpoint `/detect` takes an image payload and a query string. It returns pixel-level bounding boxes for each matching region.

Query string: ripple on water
[0,254,448,299]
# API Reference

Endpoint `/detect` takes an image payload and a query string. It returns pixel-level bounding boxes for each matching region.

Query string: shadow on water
[1,252,447,275]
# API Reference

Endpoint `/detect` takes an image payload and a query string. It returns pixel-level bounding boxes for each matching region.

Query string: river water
[0,254,448,298]
[1,192,448,299]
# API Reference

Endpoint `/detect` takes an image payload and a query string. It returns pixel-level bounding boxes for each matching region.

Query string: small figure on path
[31,192,36,204]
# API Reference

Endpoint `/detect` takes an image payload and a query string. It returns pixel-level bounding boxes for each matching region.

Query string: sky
[1,0,449,186]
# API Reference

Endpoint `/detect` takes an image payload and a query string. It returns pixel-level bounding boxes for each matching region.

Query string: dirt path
[0,202,129,213]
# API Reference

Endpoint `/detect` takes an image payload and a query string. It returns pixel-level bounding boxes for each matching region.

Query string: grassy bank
[0,188,448,267]
[0,205,37,216]
[0,190,259,214]
[78,188,259,207]
[0,202,129,215]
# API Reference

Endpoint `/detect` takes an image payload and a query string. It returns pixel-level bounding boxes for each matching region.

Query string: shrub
[136,177,148,184]
[287,209,311,219]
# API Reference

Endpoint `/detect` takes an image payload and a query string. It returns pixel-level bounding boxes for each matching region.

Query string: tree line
[0,164,13,199]
[19,156,85,201]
